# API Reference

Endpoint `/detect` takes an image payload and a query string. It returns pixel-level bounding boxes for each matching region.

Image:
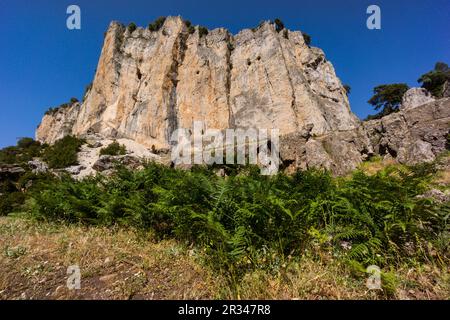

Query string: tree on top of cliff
[418,62,450,98]
[148,17,166,32]
[127,22,137,33]
[302,32,311,46]
[274,18,285,32]
[368,83,409,117]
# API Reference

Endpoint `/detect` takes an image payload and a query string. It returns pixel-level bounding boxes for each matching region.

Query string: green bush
[43,135,84,169]
[183,19,195,34]
[302,32,311,46]
[198,26,209,38]
[148,17,166,32]
[274,18,284,32]
[368,83,409,117]
[343,84,351,95]
[24,160,449,280]
[0,192,26,216]
[418,62,450,98]
[99,141,127,156]
[0,138,42,164]
[127,22,137,33]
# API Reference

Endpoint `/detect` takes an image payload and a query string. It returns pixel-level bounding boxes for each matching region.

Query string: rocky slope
[36,17,449,174]
[364,95,450,165]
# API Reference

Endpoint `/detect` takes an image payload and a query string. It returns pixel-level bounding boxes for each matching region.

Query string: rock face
[401,88,435,111]
[364,97,450,164]
[37,102,81,144]
[36,17,362,173]
[35,17,449,174]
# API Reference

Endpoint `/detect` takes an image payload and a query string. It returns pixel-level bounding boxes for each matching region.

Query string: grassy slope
[0,216,448,300]
[1,154,449,300]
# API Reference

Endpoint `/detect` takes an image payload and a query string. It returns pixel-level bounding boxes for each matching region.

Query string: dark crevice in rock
[379,144,398,158]
[225,33,235,128]
[306,56,324,70]
[165,29,189,144]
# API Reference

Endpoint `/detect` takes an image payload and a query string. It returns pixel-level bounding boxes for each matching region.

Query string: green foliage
[127,22,137,33]
[274,18,284,32]
[23,160,449,281]
[251,21,265,32]
[99,141,127,156]
[368,83,409,117]
[343,84,351,95]
[198,26,209,38]
[43,135,84,169]
[302,32,311,46]
[418,62,450,98]
[184,20,195,34]
[0,138,42,164]
[148,17,166,32]
[44,97,80,116]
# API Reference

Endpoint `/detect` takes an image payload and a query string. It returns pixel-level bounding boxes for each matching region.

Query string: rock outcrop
[35,17,449,174]
[364,97,450,165]
[400,88,435,111]
[36,17,364,174]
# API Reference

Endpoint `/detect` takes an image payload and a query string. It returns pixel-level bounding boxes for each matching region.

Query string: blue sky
[0,0,449,148]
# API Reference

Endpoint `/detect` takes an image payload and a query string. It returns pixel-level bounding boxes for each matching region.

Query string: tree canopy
[367,83,409,117]
[418,62,450,98]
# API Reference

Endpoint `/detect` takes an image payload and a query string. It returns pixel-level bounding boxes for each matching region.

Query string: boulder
[28,159,48,174]
[93,155,142,172]
[401,88,434,111]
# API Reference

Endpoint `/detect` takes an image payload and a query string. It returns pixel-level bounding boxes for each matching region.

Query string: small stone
[99,273,117,283]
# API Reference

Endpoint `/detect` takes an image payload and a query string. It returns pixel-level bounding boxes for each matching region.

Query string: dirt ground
[0,217,448,300]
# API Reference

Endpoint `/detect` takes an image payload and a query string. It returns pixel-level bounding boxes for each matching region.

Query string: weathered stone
[93,154,142,172]
[417,189,450,203]
[28,159,48,174]
[65,165,86,175]
[364,98,450,165]
[401,88,434,111]
[35,17,450,175]
[0,164,25,178]
[36,102,80,143]
[35,17,361,174]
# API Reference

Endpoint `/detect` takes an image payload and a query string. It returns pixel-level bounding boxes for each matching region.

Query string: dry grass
[0,216,223,299]
[0,217,448,300]
[358,156,400,176]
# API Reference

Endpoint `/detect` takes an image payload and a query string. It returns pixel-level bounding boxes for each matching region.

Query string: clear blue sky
[0,0,449,148]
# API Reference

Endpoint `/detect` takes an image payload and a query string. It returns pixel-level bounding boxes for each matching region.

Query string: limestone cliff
[36,17,449,174]
[37,18,357,144]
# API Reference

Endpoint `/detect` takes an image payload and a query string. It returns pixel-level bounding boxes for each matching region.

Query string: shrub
[148,17,166,32]
[99,141,127,156]
[368,83,409,117]
[24,159,449,282]
[184,20,196,34]
[70,97,79,104]
[0,138,42,164]
[418,62,450,98]
[274,18,284,32]
[127,22,137,33]
[302,32,311,46]
[43,135,84,169]
[198,26,209,38]
[0,192,26,215]
[343,84,351,95]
